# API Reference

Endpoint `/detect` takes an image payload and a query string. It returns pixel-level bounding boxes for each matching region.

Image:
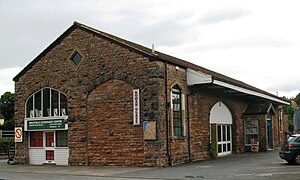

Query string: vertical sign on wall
[133,89,140,125]
[15,127,23,143]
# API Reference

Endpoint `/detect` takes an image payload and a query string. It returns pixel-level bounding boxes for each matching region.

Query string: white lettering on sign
[15,127,23,143]
[133,89,140,125]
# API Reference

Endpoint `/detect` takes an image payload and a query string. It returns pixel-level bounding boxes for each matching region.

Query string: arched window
[172,85,183,137]
[25,88,68,118]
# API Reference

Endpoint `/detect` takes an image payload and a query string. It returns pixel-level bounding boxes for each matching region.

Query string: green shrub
[0,139,14,153]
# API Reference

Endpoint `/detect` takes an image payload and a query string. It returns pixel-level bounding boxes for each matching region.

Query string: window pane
[172,94,180,111]
[253,134,258,142]
[56,131,68,147]
[71,52,82,65]
[60,94,68,116]
[173,118,180,126]
[227,143,231,151]
[227,126,231,141]
[174,127,181,137]
[46,150,54,161]
[223,144,226,152]
[43,88,50,117]
[218,126,221,142]
[34,90,42,117]
[245,120,259,145]
[30,131,43,147]
[26,96,33,118]
[245,135,251,144]
[51,90,59,116]
[172,86,182,137]
[46,132,54,147]
[218,144,222,153]
[222,126,226,142]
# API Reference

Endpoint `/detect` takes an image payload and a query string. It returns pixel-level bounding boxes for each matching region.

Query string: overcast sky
[1,0,300,98]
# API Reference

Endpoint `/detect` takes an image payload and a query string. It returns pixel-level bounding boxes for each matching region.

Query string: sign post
[15,127,23,143]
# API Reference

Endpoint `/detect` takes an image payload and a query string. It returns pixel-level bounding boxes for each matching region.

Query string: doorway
[267,120,273,149]
[217,125,232,156]
[45,132,55,162]
[210,101,233,157]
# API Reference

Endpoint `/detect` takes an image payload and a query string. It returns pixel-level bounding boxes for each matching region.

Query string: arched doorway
[210,101,233,156]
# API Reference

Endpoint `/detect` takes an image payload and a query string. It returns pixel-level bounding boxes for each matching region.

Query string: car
[279,134,300,165]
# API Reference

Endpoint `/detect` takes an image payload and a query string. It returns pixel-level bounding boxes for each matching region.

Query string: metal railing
[0,130,14,140]
[0,130,15,159]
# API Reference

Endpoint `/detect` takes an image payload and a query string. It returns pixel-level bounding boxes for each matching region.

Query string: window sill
[172,136,186,141]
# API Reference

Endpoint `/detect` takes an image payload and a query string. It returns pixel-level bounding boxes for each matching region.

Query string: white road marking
[195,166,212,168]
[235,171,300,177]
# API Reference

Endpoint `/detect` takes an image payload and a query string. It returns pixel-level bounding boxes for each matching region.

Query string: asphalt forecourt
[0,149,299,180]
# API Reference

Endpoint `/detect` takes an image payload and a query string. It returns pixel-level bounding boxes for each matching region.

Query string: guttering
[187,68,289,105]
[213,80,290,105]
[186,76,214,162]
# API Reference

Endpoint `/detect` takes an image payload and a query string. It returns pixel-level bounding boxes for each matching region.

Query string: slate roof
[13,22,289,105]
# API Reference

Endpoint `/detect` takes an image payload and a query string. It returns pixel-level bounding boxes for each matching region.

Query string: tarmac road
[0,148,299,180]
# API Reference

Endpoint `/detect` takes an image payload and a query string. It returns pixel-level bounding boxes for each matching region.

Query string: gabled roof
[13,22,290,105]
[243,103,276,115]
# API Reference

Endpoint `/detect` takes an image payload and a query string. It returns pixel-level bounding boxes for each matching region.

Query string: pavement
[0,148,299,180]
[0,160,153,178]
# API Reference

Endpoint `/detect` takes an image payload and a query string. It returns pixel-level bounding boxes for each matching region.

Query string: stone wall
[188,88,248,161]
[15,27,166,166]
[14,24,288,167]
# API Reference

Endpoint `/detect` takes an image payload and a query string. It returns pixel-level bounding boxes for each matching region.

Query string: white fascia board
[187,68,212,86]
[214,80,290,105]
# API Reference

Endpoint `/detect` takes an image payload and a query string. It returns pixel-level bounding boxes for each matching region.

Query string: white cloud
[200,8,251,25]
[1,0,300,98]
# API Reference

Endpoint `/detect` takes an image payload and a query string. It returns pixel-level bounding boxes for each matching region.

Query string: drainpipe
[165,60,171,165]
[186,77,215,162]
[187,93,191,162]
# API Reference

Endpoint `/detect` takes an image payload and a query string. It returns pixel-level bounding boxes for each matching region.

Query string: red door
[45,132,54,161]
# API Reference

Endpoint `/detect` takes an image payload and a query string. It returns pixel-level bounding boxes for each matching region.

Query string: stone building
[13,22,289,166]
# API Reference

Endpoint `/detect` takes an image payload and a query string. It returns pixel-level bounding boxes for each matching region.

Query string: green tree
[0,92,15,130]
[0,92,14,120]
[295,93,300,105]
[284,105,294,123]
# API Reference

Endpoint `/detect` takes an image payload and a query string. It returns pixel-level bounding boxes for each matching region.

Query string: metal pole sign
[15,127,23,143]
[133,89,140,125]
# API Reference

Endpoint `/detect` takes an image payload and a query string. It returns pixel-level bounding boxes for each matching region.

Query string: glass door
[217,125,232,156]
[45,132,55,162]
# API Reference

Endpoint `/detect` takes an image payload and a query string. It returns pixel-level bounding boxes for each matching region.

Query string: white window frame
[244,120,259,146]
[171,86,185,137]
[217,124,232,156]
[25,87,68,119]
